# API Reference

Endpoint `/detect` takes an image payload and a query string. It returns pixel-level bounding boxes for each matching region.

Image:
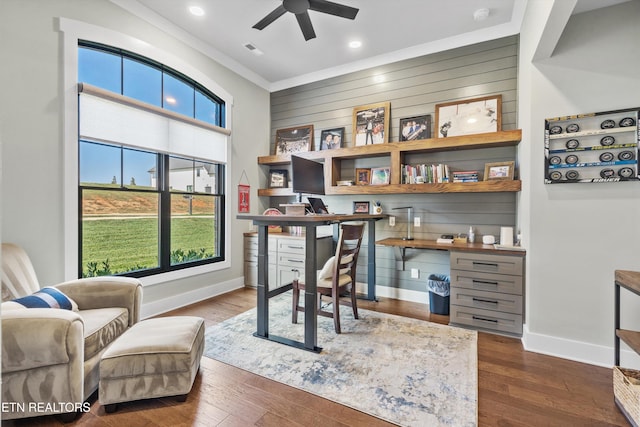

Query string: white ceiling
[110,0,631,92]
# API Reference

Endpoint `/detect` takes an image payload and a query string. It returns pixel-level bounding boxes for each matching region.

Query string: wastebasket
[427,274,450,315]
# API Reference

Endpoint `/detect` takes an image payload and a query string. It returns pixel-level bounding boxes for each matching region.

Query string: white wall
[520,0,640,367]
[0,0,270,313]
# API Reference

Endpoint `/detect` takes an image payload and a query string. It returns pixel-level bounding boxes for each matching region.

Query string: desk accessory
[482,235,495,244]
[392,207,414,240]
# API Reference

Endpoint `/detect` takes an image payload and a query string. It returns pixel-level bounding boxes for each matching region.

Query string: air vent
[243,43,264,56]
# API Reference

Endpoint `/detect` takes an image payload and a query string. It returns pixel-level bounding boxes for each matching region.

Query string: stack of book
[452,171,479,183]
[401,164,450,184]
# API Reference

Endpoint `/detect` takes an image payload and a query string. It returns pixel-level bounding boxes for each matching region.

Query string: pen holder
[373,206,382,214]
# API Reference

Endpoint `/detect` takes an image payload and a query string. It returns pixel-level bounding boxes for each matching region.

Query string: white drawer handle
[472,315,498,323]
[288,259,304,263]
[287,245,304,250]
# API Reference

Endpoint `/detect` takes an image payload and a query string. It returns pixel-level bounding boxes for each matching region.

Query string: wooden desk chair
[292,223,365,333]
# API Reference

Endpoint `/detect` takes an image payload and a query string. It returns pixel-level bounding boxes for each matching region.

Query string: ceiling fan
[252,0,359,41]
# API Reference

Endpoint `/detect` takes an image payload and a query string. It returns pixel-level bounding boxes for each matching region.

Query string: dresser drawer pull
[288,259,304,263]
[472,279,499,286]
[472,297,498,304]
[287,245,304,250]
[472,261,499,268]
[472,315,498,323]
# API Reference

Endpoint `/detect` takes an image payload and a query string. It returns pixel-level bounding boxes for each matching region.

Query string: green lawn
[82,216,215,276]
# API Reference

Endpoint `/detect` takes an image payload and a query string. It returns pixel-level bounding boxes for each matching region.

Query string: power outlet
[414,217,421,227]
[389,216,396,226]
[411,268,420,278]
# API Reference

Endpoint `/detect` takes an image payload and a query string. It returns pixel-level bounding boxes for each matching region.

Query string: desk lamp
[392,206,414,240]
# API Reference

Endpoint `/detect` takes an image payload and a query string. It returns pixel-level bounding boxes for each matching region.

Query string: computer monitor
[291,155,325,202]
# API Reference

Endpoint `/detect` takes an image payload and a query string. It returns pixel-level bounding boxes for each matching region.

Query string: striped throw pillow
[9,287,78,311]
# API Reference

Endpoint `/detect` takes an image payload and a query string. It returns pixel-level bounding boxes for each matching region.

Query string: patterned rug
[203,293,477,426]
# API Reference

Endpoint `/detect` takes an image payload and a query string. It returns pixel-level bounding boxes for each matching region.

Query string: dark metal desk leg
[615,283,621,366]
[256,224,269,338]
[366,219,378,301]
[304,226,318,351]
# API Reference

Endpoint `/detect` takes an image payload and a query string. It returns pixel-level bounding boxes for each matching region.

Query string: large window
[78,43,227,278]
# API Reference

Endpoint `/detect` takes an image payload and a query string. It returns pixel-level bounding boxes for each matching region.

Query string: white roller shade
[78,84,228,163]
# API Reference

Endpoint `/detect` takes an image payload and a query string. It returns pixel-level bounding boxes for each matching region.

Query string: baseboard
[355,282,427,305]
[522,324,640,369]
[141,276,244,319]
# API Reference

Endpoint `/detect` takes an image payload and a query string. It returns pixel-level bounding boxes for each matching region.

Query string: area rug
[203,293,477,426]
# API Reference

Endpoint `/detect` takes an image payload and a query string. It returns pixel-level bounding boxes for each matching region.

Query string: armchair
[1,243,142,420]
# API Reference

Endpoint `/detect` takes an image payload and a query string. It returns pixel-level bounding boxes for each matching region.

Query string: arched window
[77,42,228,278]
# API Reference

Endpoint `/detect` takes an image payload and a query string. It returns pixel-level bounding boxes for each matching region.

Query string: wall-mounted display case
[545,108,639,183]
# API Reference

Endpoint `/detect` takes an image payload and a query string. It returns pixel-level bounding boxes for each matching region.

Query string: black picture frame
[269,169,288,188]
[399,115,431,141]
[318,127,345,150]
[353,201,370,214]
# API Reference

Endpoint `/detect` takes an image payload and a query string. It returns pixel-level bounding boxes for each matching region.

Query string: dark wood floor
[4,287,629,426]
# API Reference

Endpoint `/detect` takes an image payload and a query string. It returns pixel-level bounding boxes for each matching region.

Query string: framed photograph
[484,161,515,181]
[355,168,371,185]
[353,201,370,214]
[353,102,390,146]
[399,115,431,141]
[275,125,313,155]
[269,169,289,188]
[318,127,344,150]
[435,95,502,138]
[370,167,391,185]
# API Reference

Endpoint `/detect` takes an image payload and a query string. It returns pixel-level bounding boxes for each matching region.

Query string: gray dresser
[449,251,525,336]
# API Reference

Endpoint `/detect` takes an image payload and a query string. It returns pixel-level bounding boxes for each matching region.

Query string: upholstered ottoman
[99,316,205,412]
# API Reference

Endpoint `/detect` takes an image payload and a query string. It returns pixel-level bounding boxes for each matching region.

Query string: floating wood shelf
[257,129,522,196]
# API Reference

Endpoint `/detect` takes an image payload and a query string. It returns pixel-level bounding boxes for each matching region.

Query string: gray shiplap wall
[268,36,519,300]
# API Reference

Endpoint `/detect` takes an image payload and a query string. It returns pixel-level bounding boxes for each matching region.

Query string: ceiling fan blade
[296,12,316,41]
[308,0,359,20]
[252,5,287,30]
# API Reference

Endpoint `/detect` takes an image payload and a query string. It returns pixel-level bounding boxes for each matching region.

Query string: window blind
[78,83,229,163]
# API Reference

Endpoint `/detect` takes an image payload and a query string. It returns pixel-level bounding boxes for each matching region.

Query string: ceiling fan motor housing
[283,0,310,14]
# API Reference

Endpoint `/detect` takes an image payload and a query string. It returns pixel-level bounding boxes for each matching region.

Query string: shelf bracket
[394,246,409,271]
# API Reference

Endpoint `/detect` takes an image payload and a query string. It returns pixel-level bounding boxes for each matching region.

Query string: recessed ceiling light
[188,6,205,17]
[348,40,362,49]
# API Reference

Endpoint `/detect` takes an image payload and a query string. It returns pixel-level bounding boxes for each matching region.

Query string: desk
[376,238,526,254]
[377,238,526,269]
[237,213,385,352]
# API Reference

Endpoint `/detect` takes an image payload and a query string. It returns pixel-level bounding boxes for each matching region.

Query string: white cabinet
[244,233,332,291]
[449,251,525,336]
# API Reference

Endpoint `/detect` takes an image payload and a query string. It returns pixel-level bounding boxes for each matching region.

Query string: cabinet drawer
[449,305,523,335]
[244,236,259,251]
[450,287,522,315]
[450,269,523,295]
[278,239,306,255]
[244,248,276,264]
[450,252,523,276]
[277,253,307,269]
